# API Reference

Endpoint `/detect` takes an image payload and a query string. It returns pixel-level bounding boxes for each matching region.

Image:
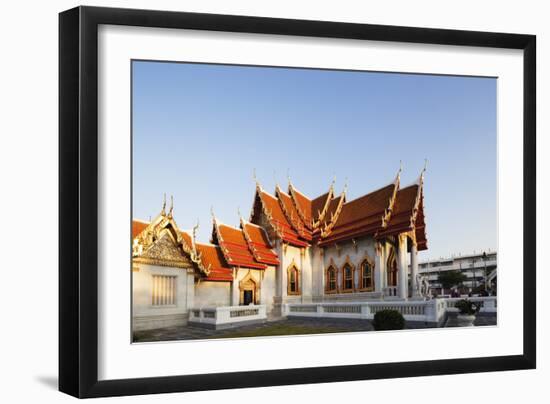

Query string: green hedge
[372,309,405,330]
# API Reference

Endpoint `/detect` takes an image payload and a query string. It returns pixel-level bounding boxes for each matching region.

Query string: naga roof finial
[342,177,348,196]
[192,219,199,241]
[253,168,263,191]
[419,158,428,186]
[210,206,216,223]
[168,195,174,218]
[161,193,167,216]
[287,168,293,189]
[394,161,403,186]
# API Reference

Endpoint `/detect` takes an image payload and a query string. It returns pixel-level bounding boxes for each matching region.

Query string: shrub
[455,299,481,315]
[372,309,405,331]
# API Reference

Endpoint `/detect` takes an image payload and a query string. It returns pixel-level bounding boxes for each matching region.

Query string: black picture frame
[59,5,536,398]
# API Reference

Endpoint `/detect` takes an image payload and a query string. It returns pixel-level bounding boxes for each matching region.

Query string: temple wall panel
[132,263,193,331]
[260,266,277,314]
[280,244,312,303]
[194,280,231,307]
[316,237,381,300]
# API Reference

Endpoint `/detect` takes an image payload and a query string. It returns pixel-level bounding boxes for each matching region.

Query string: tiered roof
[251,167,427,250]
[241,219,280,266]
[212,219,267,270]
[132,166,428,279]
[318,182,397,245]
[194,243,233,281]
[252,186,308,247]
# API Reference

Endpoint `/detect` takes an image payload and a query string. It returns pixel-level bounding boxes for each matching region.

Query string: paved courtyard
[133,314,497,342]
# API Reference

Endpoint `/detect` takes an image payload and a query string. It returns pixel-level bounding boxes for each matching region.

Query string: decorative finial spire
[287,168,292,188]
[161,193,167,215]
[253,168,262,190]
[394,161,402,185]
[168,195,174,218]
[419,158,428,185]
[192,219,199,243]
[210,206,216,223]
[342,177,348,195]
[330,174,336,192]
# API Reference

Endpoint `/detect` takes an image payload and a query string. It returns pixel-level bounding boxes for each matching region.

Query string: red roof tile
[132,220,149,238]
[255,189,308,247]
[311,190,333,224]
[179,230,193,250]
[319,183,396,245]
[242,220,280,266]
[195,243,233,282]
[214,222,267,269]
[288,184,314,229]
[276,187,312,241]
[377,185,419,237]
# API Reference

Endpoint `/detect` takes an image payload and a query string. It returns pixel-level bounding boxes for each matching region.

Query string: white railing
[189,305,267,328]
[284,296,495,323]
[284,300,444,323]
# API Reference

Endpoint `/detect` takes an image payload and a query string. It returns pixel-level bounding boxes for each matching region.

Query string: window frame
[287,264,301,295]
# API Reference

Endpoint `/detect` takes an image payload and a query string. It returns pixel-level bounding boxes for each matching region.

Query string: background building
[416,251,497,296]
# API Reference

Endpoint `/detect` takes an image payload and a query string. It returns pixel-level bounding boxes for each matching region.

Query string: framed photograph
[59,6,536,398]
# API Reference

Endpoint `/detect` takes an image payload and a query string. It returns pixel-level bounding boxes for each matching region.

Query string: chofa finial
[161,193,167,215]
[210,206,216,222]
[192,219,199,243]
[168,195,174,217]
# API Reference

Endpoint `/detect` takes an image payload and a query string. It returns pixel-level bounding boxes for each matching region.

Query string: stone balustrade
[189,304,267,329]
[284,296,496,324]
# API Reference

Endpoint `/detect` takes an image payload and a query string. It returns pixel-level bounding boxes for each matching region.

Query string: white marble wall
[194,280,231,307]
[132,263,194,331]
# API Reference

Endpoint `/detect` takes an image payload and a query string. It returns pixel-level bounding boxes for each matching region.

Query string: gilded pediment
[135,230,193,269]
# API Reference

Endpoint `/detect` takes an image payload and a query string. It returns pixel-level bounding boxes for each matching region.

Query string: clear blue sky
[132,60,496,261]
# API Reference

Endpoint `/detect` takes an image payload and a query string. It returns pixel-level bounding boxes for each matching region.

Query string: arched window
[326,265,337,293]
[360,260,373,291]
[342,263,354,291]
[287,265,300,295]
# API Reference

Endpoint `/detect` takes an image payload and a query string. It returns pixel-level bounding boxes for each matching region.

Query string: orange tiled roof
[377,185,419,237]
[255,189,308,247]
[179,230,193,251]
[288,184,313,229]
[195,243,233,282]
[311,190,333,224]
[241,220,280,266]
[319,183,396,245]
[132,220,149,239]
[214,222,267,269]
[276,186,313,241]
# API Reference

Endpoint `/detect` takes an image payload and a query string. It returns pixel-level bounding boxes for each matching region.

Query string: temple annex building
[132,166,428,331]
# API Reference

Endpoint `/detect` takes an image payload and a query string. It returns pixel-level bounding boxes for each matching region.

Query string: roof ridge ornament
[419,158,428,185]
[287,168,293,191]
[168,195,174,218]
[161,193,167,216]
[210,206,217,223]
[253,168,263,191]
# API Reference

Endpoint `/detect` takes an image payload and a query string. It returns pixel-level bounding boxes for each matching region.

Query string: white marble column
[397,234,408,299]
[230,270,240,306]
[410,243,420,297]
[374,242,385,292]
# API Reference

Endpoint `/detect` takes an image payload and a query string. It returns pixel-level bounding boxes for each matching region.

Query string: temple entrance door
[240,277,257,305]
[243,290,254,305]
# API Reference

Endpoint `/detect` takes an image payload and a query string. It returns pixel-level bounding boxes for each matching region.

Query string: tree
[438,270,467,290]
